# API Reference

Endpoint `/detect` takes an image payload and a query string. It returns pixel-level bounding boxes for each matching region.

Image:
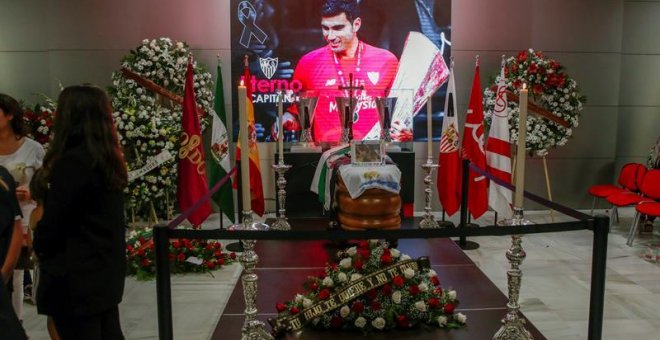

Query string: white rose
[415,300,427,312]
[340,305,350,318]
[294,294,304,304]
[371,317,386,330]
[392,291,402,304]
[350,273,362,281]
[401,254,411,261]
[404,268,415,279]
[303,298,312,308]
[418,282,429,292]
[390,248,400,258]
[340,258,352,269]
[447,290,457,300]
[455,312,467,324]
[427,269,437,277]
[346,247,357,256]
[354,317,367,328]
[436,315,448,327]
[322,276,334,287]
[337,272,347,283]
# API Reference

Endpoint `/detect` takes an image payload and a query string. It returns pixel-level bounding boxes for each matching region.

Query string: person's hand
[16,185,31,202]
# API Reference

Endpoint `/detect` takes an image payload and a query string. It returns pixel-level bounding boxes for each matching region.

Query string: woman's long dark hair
[44,85,127,190]
[0,93,27,137]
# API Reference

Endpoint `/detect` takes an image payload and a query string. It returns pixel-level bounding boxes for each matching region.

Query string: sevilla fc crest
[259,57,278,79]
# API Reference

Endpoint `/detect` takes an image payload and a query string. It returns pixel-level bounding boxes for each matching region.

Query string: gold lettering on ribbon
[179,132,206,175]
[269,258,429,335]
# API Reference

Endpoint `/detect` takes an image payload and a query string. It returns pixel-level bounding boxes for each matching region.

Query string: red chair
[588,163,646,215]
[606,167,650,227]
[626,169,660,246]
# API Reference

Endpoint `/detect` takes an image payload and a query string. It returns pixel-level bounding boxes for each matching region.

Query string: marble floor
[21,209,660,339]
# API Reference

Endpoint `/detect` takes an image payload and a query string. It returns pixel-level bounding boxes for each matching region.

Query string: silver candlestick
[419,160,440,229]
[229,211,274,340]
[270,162,292,231]
[494,207,534,340]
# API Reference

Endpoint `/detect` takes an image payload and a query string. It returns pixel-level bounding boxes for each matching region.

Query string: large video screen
[230,0,451,142]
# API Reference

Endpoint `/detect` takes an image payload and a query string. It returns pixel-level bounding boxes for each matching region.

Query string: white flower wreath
[484,49,586,157]
[110,38,214,221]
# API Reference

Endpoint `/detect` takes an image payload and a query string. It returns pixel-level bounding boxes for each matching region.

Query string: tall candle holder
[419,159,440,229]
[229,211,273,340]
[493,207,534,340]
[270,162,292,230]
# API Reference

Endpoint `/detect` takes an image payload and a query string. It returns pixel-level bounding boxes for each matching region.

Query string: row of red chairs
[588,163,660,246]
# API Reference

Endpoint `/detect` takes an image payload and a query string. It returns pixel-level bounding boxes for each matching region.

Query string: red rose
[207,261,215,270]
[381,284,392,296]
[428,298,440,309]
[177,253,186,262]
[513,80,522,90]
[318,289,330,300]
[534,50,544,58]
[533,84,544,95]
[366,289,378,300]
[359,249,370,260]
[370,300,381,311]
[217,258,225,266]
[318,270,326,279]
[358,241,369,249]
[382,248,391,256]
[230,252,237,260]
[214,242,222,249]
[214,250,223,258]
[380,253,392,264]
[431,276,440,286]
[443,303,455,314]
[408,285,420,296]
[137,249,145,257]
[528,63,539,74]
[182,239,191,248]
[290,307,300,315]
[330,316,343,328]
[433,287,443,296]
[392,275,405,288]
[139,236,146,244]
[517,50,528,62]
[351,301,364,313]
[310,282,319,291]
[205,244,214,251]
[172,240,181,249]
[276,303,286,313]
[353,259,363,270]
[126,245,134,253]
[140,259,150,267]
[168,253,175,261]
[396,315,410,328]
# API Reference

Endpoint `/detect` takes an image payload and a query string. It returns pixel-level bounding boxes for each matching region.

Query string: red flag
[177,58,212,226]
[461,61,488,219]
[235,57,265,216]
[437,65,461,216]
[486,62,513,218]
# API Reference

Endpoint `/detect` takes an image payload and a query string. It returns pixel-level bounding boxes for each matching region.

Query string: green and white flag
[208,62,235,223]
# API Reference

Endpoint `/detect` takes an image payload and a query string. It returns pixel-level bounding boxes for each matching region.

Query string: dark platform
[212,218,545,339]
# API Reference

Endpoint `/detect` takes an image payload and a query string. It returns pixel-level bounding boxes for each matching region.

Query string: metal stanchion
[457,159,479,249]
[588,215,609,340]
[154,224,173,340]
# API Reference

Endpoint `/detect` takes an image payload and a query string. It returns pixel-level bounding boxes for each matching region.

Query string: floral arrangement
[22,95,57,150]
[484,49,586,156]
[272,241,466,334]
[125,227,236,280]
[109,38,215,222]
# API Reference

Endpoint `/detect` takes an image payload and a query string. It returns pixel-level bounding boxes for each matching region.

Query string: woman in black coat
[33,85,128,339]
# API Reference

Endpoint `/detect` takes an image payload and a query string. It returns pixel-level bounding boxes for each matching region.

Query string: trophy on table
[375,96,401,152]
[334,96,357,144]
[291,93,321,153]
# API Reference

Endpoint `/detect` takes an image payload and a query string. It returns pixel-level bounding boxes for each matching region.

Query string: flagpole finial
[501,54,507,68]
[217,54,221,63]
[243,54,249,67]
[475,55,480,67]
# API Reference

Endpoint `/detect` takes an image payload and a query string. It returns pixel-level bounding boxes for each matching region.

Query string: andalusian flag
[236,57,265,216]
[208,62,235,223]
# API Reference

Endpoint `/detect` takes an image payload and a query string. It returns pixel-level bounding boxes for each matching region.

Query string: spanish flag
[236,56,265,216]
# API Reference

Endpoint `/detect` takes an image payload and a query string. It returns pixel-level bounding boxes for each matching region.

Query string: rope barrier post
[588,215,609,340]
[154,223,173,340]
[456,159,479,249]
